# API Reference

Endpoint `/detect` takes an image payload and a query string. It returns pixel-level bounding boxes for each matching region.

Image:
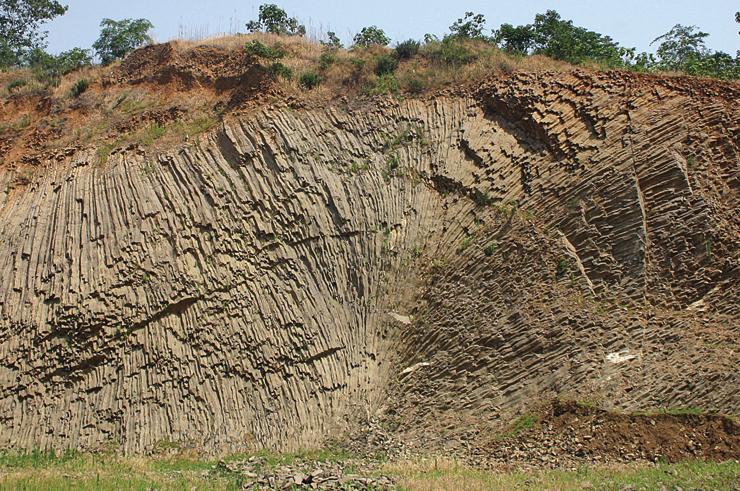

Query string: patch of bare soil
[482,401,738,469]
[345,400,739,471]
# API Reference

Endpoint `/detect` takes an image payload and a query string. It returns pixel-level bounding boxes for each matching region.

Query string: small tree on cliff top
[93,18,154,65]
[353,26,390,48]
[246,4,305,36]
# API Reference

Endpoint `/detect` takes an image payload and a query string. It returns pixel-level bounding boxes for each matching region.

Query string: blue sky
[44,0,739,55]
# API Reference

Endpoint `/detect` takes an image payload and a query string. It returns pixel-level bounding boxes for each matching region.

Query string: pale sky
[43,0,739,55]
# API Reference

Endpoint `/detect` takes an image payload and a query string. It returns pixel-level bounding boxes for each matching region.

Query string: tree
[650,24,709,70]
[23,46,91,85]
[353,26,390,48]
[493,23,535,54]
[682,51,739,80]
[0,40,15,68]
[0,0,67,68]
[492,10,629,67]
[532,10,626,66]
[321,31,342,49]
[93,18,153,65]
[449,12,487,39]
[55,47,92,72]
[246,4,305,36]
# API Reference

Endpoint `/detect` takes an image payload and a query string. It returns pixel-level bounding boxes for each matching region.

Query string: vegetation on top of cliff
[0,3,738,173]
[1,2,738,79]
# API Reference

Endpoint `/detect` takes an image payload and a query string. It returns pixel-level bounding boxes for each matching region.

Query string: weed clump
[6,79,27,92]
[245,40,286,60]
[395,40,420,59]
[299,71,321,90]
[70,79,89,97]
[319,51,337,71]
[268,62,292,80]
[425,37,477,66]
[374,55,398,76]
[484,242,498,256]
[367,74,399,95]
[404,77,425,94]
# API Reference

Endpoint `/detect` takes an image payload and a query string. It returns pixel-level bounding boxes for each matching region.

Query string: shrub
[367,74,399,95]
[6,79,27,91]
[374,55,398,76]
[244,40,286,60]
[23,47,92,86]
[404,77,425,94]
[395,39,420,59]
[93,18,154,65]
[299,71,320,89]
[322,31,343,49]
[426,37,476,65]
[56,48,93,74]
[347,58,367,85]
[70,79,89,97]
[459,236,473,251]
[353,26,390,48]
[0,40,17,70]
[25,48,62,85]
[319,51,337,71]
[140,123,166,146]
[484,242,498,256]
[268,62,292,80]
[473,190,493,206]
[556,258,571,278]
[506,414,539,438]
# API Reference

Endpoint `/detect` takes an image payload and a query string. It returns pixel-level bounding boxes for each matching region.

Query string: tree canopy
[649,24,738,79]
[449,12,487,40]
[93,18,153,65]
[0,0,67,68]
[493,10,630,67]
[246,4,305,36]
[353,26,390,48]
[650,24,709,70]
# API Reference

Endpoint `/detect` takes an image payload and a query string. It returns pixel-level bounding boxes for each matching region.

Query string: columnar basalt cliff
[0,69,738,454]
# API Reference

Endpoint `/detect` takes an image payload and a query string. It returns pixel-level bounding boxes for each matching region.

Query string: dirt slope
[0,53,738,454]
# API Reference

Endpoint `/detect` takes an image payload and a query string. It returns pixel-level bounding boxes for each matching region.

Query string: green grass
[390,460,740,491]
[348,160,370,174]
[95,114,217,166]
[138,123,166,146]
[459,235,473,252]
[0,450,81,469]
[0,114,31,133]
[1,450,736,491]
[0,448,357,491]
[483,242,498,256]
[503,413,539,438]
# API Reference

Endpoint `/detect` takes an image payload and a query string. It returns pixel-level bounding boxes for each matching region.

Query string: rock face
[0,71,738,454]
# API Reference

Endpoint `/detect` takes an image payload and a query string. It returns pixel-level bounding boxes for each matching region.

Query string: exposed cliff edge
[0,68,738,454]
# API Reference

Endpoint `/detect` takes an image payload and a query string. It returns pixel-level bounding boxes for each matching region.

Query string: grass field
[0,450,737,490]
